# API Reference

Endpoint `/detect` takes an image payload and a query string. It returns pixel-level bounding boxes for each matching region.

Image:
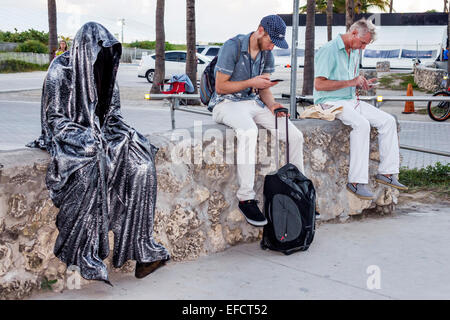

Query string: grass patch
[379,75,394,87]
[0,59,48,73]
[399,162,450,196]
[378,72,424,91]
[416,108,428,115]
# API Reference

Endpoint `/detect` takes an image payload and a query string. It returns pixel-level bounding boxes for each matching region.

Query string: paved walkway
[0,96,447,169]
[1,71,448,301]
[398,121,450,168]
[30,200,450,300]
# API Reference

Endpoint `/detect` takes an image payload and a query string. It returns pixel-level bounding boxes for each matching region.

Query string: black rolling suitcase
[261,108,317,255]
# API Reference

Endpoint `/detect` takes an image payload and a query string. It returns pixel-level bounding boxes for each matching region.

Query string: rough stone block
[376,61,390,72]
[414,65,447,92]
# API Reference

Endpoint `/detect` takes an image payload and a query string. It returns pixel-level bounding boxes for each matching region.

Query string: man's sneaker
[238,200,268,227]
[375,174,408,190]
[346,183,375,200]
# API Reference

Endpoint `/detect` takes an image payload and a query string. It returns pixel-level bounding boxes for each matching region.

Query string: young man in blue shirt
[209,15,305,227]
[314,18,407,200]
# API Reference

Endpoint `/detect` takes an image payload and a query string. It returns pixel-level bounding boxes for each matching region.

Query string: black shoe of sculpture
[135,259,168,279]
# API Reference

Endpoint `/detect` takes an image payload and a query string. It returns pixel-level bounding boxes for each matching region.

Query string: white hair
[349,18,377,43]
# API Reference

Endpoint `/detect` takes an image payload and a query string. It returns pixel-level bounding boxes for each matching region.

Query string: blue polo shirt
[208,32,275,111]
[313,34,360,104]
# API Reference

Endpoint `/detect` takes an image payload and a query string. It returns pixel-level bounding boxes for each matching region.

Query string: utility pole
[118,18,125,43]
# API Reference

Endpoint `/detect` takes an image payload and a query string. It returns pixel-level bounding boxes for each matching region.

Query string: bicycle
[427,74,450,122]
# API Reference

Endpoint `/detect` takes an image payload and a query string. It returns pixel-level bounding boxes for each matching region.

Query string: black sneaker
[238,200,268,227]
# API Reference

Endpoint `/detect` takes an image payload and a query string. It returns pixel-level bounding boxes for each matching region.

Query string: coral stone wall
[0,119,399,299]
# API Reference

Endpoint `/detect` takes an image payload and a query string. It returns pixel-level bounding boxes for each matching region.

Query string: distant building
[278,13,447,69]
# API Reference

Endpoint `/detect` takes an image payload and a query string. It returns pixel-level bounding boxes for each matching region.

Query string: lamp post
[117,18,125,43]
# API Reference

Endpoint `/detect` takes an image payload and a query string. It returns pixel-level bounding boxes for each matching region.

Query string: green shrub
[0,28,48,44]
[399,162,450,193]
[0,59,49,73]
[126,40,186,51]
[15,40,48,53]
[126,40,155,49]
[167,43,187,50]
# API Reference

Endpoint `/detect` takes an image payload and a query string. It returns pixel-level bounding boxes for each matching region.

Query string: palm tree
[303,0,315,95]
[47,0,57,64]
[186,0,197,94]
[447,9,450,87]
[345,0,354,31]
[327,0,333,41]
[389,0,393,13]
[300,0,390,13]
[151,0,165,94]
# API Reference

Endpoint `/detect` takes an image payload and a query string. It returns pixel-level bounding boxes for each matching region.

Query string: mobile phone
[270,79,284,82]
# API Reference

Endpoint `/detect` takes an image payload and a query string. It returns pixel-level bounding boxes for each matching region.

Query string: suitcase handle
[274,107,290,169]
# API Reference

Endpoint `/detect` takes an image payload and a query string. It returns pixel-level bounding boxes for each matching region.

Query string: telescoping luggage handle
[274,107,289,170]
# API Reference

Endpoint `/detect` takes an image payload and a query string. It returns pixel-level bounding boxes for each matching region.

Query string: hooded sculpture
[28,22,170,284]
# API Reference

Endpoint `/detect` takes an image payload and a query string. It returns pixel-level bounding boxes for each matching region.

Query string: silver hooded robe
[28,22,170,284]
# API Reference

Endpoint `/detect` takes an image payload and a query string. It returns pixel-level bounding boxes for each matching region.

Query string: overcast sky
[0,0,446,43]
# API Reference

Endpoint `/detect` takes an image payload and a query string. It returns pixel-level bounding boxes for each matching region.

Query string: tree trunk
[345,0,354,31]
[47,0,57,64]
[151,0,165,94]
[302,0,315,96]
[186,0,198,94]
[447,10,450,88]
[389,0,394,13]
[327,0,333,41]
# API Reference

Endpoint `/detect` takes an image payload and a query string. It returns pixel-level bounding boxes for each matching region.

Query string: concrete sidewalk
[30,196,450,300]
[1,88,449,169]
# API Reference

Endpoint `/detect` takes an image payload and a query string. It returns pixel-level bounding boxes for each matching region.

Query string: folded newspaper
[299,103,343,121]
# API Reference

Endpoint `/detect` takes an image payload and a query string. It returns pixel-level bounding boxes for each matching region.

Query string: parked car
[272,48,308,68]
[196,45,221,57]
[138,50,212,83]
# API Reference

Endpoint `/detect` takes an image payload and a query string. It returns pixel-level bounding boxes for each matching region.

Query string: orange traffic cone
[402,83,415,114]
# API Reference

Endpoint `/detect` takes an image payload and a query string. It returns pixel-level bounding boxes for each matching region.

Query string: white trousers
[212,100,305,201]
[328,99,400,183]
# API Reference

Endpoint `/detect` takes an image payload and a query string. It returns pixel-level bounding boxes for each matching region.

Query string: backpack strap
[231,36,241,65]
[260,51,267,75]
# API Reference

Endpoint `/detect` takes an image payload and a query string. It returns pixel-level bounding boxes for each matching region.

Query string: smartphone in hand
[270,79,284,82]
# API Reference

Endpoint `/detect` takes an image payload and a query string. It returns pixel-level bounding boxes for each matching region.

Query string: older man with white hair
[313,18,407,200]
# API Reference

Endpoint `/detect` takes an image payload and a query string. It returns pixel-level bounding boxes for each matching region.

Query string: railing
[276,94,450,158]
[120,48,154,63]
[147,92,450,159]
[275,94,450,108]
[0,52,48,65]
[146,93,203,129]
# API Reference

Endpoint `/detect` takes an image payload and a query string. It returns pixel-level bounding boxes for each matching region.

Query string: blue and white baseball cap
[260,15,289,49]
